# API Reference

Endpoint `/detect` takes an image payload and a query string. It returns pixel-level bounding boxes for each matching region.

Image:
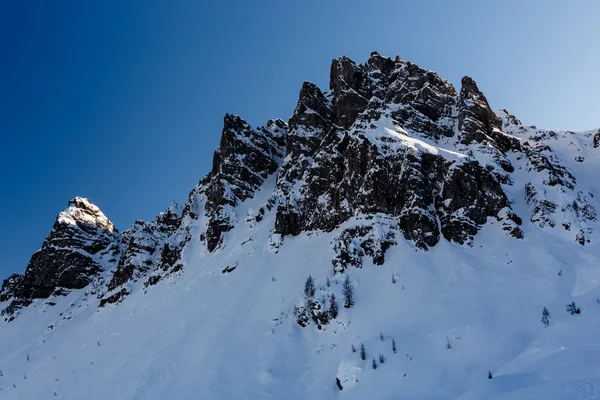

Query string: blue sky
[1,1,599,280]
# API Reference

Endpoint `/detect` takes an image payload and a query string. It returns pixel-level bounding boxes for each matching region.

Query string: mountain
[1,52,600,399]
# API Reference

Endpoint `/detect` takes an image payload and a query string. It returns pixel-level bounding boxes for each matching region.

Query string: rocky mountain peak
[1,198,121,318]
[58,197,116,232]
[2,50,597,322]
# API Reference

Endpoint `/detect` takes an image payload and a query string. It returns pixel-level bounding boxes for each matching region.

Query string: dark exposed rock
[386,60,457,126]
[0,273,24,303]
[458,77,521,153]
[199,114,286,251]
[107,203,182,292]
[5,51,594,320]
[437,162,510,245]
[295,298,332,330]
[2,198,120,316]
[330,57,369,128]
[332,217,397,274]
[98,288,129,307]
[458,76,502,146]
[286,82,332,161]
[144,275,161,287]
[274,97,519,249]
[498,109,522,127]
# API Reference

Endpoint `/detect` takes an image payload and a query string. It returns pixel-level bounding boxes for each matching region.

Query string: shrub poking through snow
[372,357,378,369]
[541,306,550,326]
[392,339,397,353]
[566,302,581,315]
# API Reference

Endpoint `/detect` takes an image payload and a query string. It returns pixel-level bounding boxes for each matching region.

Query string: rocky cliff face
[2,51,597,319]
[272,52,523,257]
[1,198,120,317]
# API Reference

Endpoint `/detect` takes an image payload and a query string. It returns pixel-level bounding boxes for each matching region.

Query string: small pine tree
[380,332,384,341]
[329,293,339,319]
[360,343,366,360]
[326,277,330,287]
[352,344,356,353]
[372,357,378,369]
[488,370,493,379]
[566,301,581,315]
[342,276,354,308]
[392,274,396,284]
[446,336,452,349]
[541,306,550,327]
[392,339,397,353]
[379,353,386,364]
[304,275,316,298]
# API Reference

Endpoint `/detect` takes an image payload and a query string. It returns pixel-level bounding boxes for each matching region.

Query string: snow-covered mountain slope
[1,52,600,400]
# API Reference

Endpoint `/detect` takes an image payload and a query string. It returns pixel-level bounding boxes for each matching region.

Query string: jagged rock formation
[190,114,287,251]
[1,198,120,317]
[2,51,597,318]
[106,202,182,291]
[272,52,523,255]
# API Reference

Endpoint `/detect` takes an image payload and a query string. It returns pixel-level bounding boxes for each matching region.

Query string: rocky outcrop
[2,51,594,320]
[332,215,397,274]
[273,53,523,249]
[191,114,287,251]
[1,198,120,316]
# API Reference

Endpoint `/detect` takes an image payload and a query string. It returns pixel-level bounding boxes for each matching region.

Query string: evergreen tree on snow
[392,339,396,353]
[360,343,366,360]
[329,293,339,319]
[566,301,581,315]
[304,275,316,299]
[342,275,354,308]
[541,306,550,327]
[372,357,378,369]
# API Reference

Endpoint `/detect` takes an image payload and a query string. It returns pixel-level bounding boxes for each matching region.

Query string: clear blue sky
[1,1,599,280]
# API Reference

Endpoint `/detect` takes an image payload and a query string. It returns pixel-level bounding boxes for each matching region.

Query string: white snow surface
[2,117,600,399]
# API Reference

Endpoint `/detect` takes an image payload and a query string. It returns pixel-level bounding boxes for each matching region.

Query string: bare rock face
[3,50,594,319]
[1,198,120,316]
[107,203,181,292]
[274,53,522,251]
[0,274,24,303]
[187,114,287,251]
[332,215,397,274]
